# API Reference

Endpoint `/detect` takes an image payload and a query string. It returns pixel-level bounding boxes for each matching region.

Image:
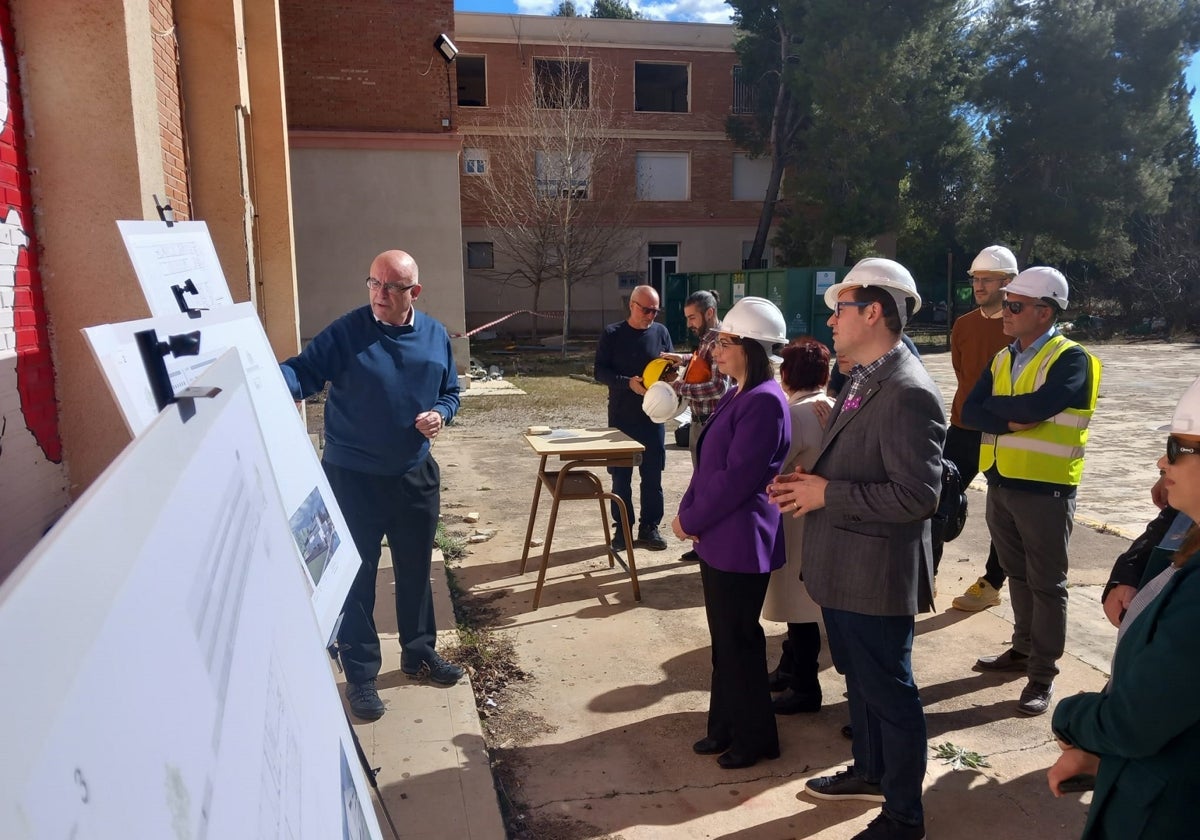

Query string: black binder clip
[134,328,219,423]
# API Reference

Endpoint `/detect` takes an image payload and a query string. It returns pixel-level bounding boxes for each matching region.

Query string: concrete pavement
[360,340,1196,839]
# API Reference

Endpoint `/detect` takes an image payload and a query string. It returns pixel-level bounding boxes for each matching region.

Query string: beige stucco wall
[9,0,300,509]
[289,140,468,369]
[176,0,301,358]
[462,223,767,335]
[12,0,167,499]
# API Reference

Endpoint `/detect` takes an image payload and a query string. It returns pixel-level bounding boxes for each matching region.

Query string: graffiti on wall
[0,8,67,575]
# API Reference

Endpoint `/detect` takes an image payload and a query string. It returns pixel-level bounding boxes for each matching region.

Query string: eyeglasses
[366,277,418,295]
[1002,300,1049,315]
[834,301,871,317]
[632,300,661,317]
[1167,435,1200,464]
[715,337,742,350]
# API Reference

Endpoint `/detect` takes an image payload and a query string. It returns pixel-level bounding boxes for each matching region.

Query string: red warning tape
[452,309,564,338]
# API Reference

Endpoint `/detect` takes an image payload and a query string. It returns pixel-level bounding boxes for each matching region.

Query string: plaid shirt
[672,328,729,424]
[842,343,904,411]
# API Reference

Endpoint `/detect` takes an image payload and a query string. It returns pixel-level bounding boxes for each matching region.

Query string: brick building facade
[1,0,300,579]
[0,3,67,572]
[455,13,776,335]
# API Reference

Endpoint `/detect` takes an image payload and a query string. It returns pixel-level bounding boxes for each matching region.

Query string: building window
[457,56,487,107]
[635,62,689,113]
[742,241,771,270]
[466,242,494,270]
[732,153,774,200]
[732,65,755,115]
[534,58,590,109]
[636,152,689,201]
[535,150,591,199]
[464,148,488,176]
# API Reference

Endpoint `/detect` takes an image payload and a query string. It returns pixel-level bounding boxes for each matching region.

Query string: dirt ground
[315,338,1195,839]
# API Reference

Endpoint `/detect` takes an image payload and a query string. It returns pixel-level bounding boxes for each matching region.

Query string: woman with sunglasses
[671,297,791,770]
[1047,377,1200,838]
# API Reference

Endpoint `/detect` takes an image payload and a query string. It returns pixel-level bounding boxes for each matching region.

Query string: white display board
[117,220,234,317]
[82,304,360,642]
[0,352,382,839]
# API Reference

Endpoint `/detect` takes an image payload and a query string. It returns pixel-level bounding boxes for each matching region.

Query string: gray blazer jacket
[801,345,947,617]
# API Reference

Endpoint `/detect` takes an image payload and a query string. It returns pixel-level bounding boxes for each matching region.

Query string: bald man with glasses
[280,249,462,722]
[595,285,674,552]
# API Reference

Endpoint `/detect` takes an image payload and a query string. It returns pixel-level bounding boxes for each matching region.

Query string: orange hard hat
[681,353,712,384]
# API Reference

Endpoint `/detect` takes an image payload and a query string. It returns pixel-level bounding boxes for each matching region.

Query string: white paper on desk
[548,429,580,440]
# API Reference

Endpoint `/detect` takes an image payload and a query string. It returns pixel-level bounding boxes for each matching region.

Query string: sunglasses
[1167,435,1200,464]
[632,301,661,316]
[1002,300,1050,315]
[834,301,872,316]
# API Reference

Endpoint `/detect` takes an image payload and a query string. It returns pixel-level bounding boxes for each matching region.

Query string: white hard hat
[1160,376,1200,434]
[1006,266,1069,310]
[824,258,922,327]
[720,297,787,360]
[969,245,1018,276]
[642,380,683,424]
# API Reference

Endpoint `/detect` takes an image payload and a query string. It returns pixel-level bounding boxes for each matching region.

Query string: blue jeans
[823,607,926,826]
[608,419,665,532]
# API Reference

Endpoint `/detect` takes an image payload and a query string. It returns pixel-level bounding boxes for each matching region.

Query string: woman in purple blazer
[671,297,791,769]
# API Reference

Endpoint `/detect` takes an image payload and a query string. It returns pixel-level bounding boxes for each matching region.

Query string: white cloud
[633,0,733,24]
[512,0,734,24]
[515,0,558,15]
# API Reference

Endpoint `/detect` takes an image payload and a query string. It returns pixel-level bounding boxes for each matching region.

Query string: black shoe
[693,736,731,755]
[767,665,792,693]
[974,649,1029,672]
[680,549,700,562]
[773,687,822,714]
[804,767,885,802]
[1017,680,1054,716]
[345,679,385,721]
[851,813,925,840]
[841,724,854,740]
[402,652,465,686]
[717,745,780,769]
[611,528,627,553]
[635,527,668,551]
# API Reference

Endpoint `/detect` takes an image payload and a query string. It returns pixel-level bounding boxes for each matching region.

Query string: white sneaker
[952,578,1002,612]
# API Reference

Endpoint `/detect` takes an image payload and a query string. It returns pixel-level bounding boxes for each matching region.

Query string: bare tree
[463,39,639,344]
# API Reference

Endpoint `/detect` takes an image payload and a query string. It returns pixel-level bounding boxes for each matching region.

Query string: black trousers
[324,456,441,683]
[777,622,822,695]
[939,424,1004,588]
[700,561,778,755]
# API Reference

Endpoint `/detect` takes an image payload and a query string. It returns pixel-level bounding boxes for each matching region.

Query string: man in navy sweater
[281,249,462,721]
[594,285,674,551]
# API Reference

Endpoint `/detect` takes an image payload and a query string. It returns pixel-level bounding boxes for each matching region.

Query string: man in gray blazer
[769,258,946,840]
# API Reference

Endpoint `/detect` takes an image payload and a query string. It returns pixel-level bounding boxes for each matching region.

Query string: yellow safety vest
[979,334,1101,486]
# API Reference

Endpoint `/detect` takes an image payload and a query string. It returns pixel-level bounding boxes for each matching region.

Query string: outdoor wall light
[435,33,459,63]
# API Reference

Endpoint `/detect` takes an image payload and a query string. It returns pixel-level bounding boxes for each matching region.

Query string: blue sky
[454,0,1200,133]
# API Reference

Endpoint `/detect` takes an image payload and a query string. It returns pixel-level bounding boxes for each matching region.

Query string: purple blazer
[677,379,791,574]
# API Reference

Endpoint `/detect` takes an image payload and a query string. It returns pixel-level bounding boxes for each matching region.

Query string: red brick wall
[0,0,68,576]
[150,0,190,219]
[279,0,457,132]
[457,40,761,227]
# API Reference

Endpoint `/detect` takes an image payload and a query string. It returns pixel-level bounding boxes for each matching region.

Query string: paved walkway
[362,339,1197,839]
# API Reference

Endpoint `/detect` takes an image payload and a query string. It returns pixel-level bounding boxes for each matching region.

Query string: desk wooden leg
[608,494,641,602]
[519,457,548,574]
[599,499,615,568]
[532,494,563,610]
